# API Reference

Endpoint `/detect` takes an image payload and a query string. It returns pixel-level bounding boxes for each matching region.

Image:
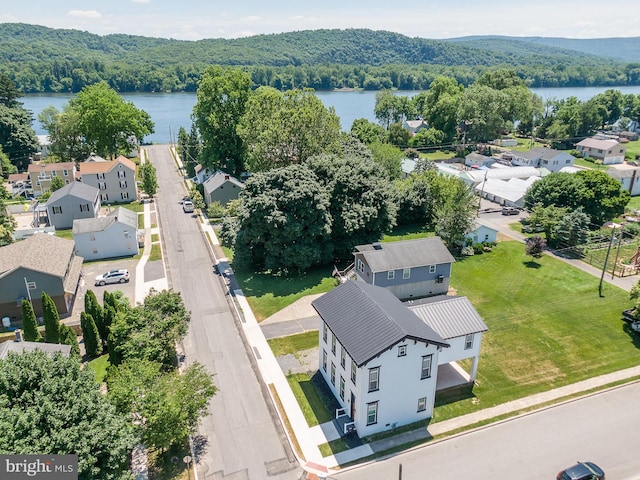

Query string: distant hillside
[446,35,640,63]
[0,23,637,93]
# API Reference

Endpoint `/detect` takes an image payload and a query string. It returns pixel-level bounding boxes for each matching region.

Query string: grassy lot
[627,196,640,212]
[87,354,110,383]
[267,332,318,357]
[625,140,640,161]
[421,150,456,161]
[381,224,431,242]
[573,158,609,171]
[432,240,640,422]
[149,243,162,261]
[151,233,159,243]
[55,228,73,240]
[120,201,145,213]
[285,372,339,427]
[234,266,336,321]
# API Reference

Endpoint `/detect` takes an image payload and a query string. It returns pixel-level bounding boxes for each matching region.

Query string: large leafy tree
[139,161,158,198]
[233,165,332,271]
[193,66,252,175]
[435,179,478,249]
[39,106,91,162]
[418,76,464,141]
[576,169,629,226]
[309,153,397,261]
[84,289,105,346]
[0,74,38,170]
[350,118,387,145]
[524,172,587,211]
[554,207,590,248]
[106,359,216,452]
[374,90,414,128]
[238,87,341,172]
[0,167,16,246]
[65,82,154,158]
[0,350,137,479]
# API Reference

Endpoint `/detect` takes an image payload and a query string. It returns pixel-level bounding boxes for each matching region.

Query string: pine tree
[84,290,105,346]
[103,290,117,313]
[41,292,60,343]
[80,312,101,358]
[21,299,42,342]
[103,304,116,336]
[59,323,80,357]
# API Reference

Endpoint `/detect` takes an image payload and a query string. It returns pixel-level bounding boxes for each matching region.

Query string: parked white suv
[182,200,195,213]
[95,269,130,286]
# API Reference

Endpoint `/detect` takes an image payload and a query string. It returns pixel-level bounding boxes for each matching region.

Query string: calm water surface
[22,86,640,144]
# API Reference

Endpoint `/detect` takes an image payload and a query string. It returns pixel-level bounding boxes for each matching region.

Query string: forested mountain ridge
[0,23,638,93]
[447,35,640,63]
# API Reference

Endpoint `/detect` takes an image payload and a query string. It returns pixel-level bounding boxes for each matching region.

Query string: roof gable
[312,282,448,366]
[79,157,136,175]
[355,237,454,272]
[0,234,75,278]
[203,171,245,195]
[73,206,137,234]
[47,181,99,204]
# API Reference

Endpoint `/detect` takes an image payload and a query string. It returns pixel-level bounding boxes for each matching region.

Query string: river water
[21,86,640,144]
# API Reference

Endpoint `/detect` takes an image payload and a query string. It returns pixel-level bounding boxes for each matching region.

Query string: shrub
[472,243,484,254]
[461,246,474,256]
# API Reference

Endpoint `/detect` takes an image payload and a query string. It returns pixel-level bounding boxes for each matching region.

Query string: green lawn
[120,201,145,213]
[55,229,73,240]
[87,354,110,383]
[432,241,640,422]
[627,196,640,212]
[267,331,318,357]
[574,158,609,171]
[381,224,431,242]
[625,140,640,161]
[286,372,339,427]
[149,243,162,261]
[234,266,336,321]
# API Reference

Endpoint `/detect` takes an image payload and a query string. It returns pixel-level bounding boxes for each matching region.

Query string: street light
[183,455,192,480]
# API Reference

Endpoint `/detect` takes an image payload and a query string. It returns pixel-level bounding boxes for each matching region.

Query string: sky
[2,0,640,41]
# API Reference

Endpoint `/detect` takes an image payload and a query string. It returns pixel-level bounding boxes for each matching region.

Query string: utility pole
[612,223,626,279]
[599,224,619,297]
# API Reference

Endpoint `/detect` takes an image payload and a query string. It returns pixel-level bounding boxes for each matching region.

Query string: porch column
[469,355,480,383]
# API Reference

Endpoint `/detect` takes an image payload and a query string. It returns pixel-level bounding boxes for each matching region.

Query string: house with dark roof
[45,181,101,229]
[202,171,245,207]
[313,281,449,436]
[0,233,83,320]
[73,206,140,260]
[351,237,455,300]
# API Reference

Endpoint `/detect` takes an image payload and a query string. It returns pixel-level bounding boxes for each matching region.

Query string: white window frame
[121,192,129,200]
[52,206,62,214]
[421,354,432,379]
[465,333,474,350]
[331,362,336,386]
[398,345,407,357]
[387,270,395,280]
[429,265,436,274]
[331,334,336,355]
[366,401,378,426]
[351,359,356,385]
[323,322,328,343]
[322,350,327,372]
[339,376,345,400]
[403,268,411,279]
[340,346,345,368]
[417,397,427,412]
[368,367,380,392]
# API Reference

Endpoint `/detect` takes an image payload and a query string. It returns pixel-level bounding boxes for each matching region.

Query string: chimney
[15,329,23,342]
[372,242,382,250]
[224,175,230,180]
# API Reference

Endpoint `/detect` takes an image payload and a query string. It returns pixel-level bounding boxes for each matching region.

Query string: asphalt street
[146,145,300,480]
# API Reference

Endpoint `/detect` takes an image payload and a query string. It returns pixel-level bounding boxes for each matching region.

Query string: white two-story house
[78,155,137,204]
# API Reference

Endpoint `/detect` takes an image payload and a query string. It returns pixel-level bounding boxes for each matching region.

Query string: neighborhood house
[73,206,140,261]
[45,181,101,230]
[27,161,76,198]
[575,137,626,164]
[202,171,245,207]
[79,155,137,203]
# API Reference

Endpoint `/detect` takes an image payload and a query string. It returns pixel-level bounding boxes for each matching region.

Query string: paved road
[147,145,300,480]
[335,381,640,480]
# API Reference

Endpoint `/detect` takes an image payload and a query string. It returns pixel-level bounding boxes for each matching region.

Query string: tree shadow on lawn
[293,371,342,426]
[622,323,640,350]
[523,260,542,269]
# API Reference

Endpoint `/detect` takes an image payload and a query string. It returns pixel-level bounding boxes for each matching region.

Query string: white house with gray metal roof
[72,207,140,261]
[313,281,450,436]
[352,237,455,301]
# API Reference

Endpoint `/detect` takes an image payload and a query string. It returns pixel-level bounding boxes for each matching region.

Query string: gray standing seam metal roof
[354,237,455,272]
[72,206,137,234]
[312,281,448,367]
[47,181,99,205]
[406,295,488,340]
[0,233,75,278]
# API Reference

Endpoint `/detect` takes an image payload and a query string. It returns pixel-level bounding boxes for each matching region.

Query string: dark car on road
[557,461,605,480]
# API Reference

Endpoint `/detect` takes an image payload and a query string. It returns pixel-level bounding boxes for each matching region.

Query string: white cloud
[131,0,151,3]
[67,10,102,19]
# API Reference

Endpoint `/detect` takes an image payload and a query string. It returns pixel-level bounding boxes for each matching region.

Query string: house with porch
[313,281,487,437]
[73,206,140,260]
[345,237,455,301]
[0,233,83,320]
[45,181,101,229]
[78,155,137,204]
[27,162,76,198]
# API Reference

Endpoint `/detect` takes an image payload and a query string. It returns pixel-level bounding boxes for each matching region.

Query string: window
[118,170,126,178]
[351,359,356,384]
[90,234,95,241]
[323,322,328,343]
[322,350,327,372]
[331,362,336,386]
[566,159,571,164]
[357,259,364,273]
[429,265,436,273]
[398,345,407,357]
[65,179,70,184]
[51,171,57,176]
[79,204,90,212]
[100,194,109,202]
[52,206,62,214]
[368,367,380,392]
[340,346,345,368]
[339,376,345,400]
[120,180,128,188]
[465,333,474,350]
[421,354,432,379]
[331,334,336,355]
[63,170,68,176]
[98,182,107,190]
[121,192,129,200]
[366,402,378,425]
[402,268,411,279]
[97,173,105,180]
[387,270,395,280]
[417,397,427,412]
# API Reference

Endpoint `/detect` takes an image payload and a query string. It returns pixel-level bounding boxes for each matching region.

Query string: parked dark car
[557,461,604,480]
[501,206,519,215]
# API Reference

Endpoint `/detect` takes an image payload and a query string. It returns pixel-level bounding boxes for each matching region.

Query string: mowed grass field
[434,240,640,421]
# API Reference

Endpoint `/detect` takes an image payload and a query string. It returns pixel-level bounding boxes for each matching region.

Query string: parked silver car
[95,269,130,286]
[182,200,195,213]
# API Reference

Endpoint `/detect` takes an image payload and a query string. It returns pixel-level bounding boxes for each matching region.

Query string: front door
[350,392,356,420]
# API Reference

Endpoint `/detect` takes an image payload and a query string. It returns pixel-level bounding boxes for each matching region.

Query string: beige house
[79,155,137,204]
[576,137,627,164]
[27,162,77,198]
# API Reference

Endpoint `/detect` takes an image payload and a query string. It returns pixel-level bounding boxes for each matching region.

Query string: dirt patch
[276,347,318,375]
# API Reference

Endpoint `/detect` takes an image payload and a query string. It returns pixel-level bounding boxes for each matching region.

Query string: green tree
[576,169,629,226]
[525,204,569,241]
[554,207,590,247]
[42,292,60,344]
[368,141,403,180]
[0,144,17,176]
[388,122,411,148]
[0,172,16,245]
[434,180,478,249]
[238,87,342,172]
[59,323,80,357]
[67,82,154,158]
[193,66,252,175]
[233,164,332,271]
[374,90,413,128]
[106,359,216,452]
[456,84,511,142]
[350,118,387,145]
[139,161,158,198]
[21,299,42,342]
[80,312,101,359]
[409,128,446,149]
[420,76,464,141]
[0,75,38,170]
[524,172,587,212]
[50,175,65,192]
[189,186,205,210]
[84,289,105,346]
[41,106,91,162]
[0,350,137,479]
